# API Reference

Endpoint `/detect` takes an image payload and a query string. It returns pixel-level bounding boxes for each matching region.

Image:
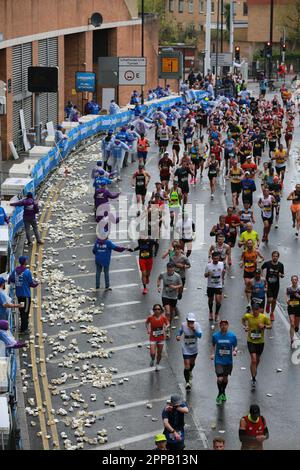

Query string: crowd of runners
[88,77,300,450]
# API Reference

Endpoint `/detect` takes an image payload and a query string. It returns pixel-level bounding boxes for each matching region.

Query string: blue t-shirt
[212,331,237,365]
[92,239,124,267]
[0,207,8,225]
[0,290,10,320]
[224,139,234,151]
[9,268,35,298]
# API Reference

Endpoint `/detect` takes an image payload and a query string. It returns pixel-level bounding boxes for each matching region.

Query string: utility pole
[215,0,220,96]
[269,0,274,79]
[204,0,212,76]
[141,0,145,105]
[221,0,224,53]
[230,0,234,72]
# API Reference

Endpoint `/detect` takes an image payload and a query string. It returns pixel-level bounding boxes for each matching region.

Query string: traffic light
[235,46,240,62]
[265,41,272,58]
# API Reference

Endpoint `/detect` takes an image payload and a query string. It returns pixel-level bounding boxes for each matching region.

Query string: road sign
[158,51,183,79]
[75,72,96,93]
[118,57,147,86]
[210,53,233,67]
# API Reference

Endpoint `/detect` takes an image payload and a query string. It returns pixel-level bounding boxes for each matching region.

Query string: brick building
[0,0,159,160]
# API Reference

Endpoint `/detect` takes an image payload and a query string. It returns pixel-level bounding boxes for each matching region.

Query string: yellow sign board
[161,57,179,73]
[72,88,77,96]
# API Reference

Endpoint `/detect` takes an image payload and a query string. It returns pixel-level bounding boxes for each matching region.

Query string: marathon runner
[229,161,243,208]
[211,319,237,405]
[250,268,267,311]
[133,236,158,294]
[158,151,174,190]
[286,275,300,347]
[242,302,272,389]
[167,179,182,228]
[239,202,256,234]
[287,184,300,236]
[176,313,202,390]
[225,206,241,248]
[258,188,275,243]
[239,404,269,450]
[240,239,264,308]
[145,304,169,369]
[206,154,220,200]
[262,251,284,321]
[132,164,151,216]
[204,252,225,322]
[157,262,182,335]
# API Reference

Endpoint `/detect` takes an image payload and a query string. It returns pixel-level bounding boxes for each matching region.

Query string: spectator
[64,101,73,119]
[107,138,129,181]
[69,105,80,122]
[0,320,26,350]
[92,234,132,290]
[130,90,140,105]
[55,125,67,145]
[162,394,189,450]
[109,100,120,115]
[8,256,39,334]
[0,203,9,226]
[101,129,114,171]
[10,192,43,246]
[84,99,100,115]
[0,277,22,321]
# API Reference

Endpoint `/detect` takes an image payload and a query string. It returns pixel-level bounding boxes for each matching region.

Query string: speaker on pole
[89,13,103,27]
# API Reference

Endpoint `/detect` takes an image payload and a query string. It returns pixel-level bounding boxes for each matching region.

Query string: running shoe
[155,364,160,371]
[296,232,299,237]
[221,393,227,402]
[143,287,148,295]
[150,359,155,367]
[185,382,192,391]
[275,224,278,229]
[216,395,223,405]
[105,287,112,291]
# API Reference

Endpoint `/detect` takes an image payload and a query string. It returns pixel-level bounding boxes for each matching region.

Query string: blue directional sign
[75,72,96,92]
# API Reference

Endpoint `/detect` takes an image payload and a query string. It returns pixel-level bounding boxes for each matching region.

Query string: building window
[199,23,204,31]
[199,0,204,13]
[189,0,194,13]
[178,0,184,13]
[211,1,215,13]
[169,0,174,12]
[243,1,248,15]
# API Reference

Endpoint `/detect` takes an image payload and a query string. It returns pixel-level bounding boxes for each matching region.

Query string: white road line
[68,268,135,278]
[106,300,141,308]
[93,396,170,417]
[92,429,162,450]
[51,241,131,251]
[59,254,132,264]
[48,319,145,339]
[178,383,209,449]
[49,341,149,364]
[56,366,165,391]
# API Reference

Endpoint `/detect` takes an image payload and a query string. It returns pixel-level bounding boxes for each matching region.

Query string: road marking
[93,396,170,417]
[92,429,162,450]
[179,383,209,449]
[49,340,150,364]
[48,319,146,339]
[58,254,132,264]
[73,230,129,237]
[51,241,131,251]
[56,366,165,391]
[106,300,141,308]
[68,268,135,279]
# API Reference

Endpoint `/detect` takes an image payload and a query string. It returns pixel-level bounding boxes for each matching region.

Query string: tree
[279,1,300,51]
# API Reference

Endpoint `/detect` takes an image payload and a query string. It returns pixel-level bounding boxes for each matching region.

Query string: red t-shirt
[241,162,257,176]
[146,314,169,342]
[210,146,222,162]
[225,214,241,235]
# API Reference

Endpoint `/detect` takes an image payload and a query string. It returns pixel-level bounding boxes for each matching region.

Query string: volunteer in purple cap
[8,256,39,334]
[0,320,26,349]
[211,319,238,405]
[0,277,23,322]
[10,192,43,246]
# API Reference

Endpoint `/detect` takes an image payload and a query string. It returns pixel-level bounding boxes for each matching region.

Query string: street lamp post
[204,0,212,76]
[215,0,220,96]
[141,0,145,105]
[269,0,274,79]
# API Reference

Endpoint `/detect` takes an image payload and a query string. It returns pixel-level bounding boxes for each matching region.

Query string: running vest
[208,162,218,176]
[159,128,169,140]
[287,286,300,307]
[243,415,266,437]
[213,244,227,262]
[135,173,146,188]
[169,189,180,208]
[137,139,148,152]
[260,196,273,218]
[230,167,242,184]
[243,251,257,272]
[252,279,265,299]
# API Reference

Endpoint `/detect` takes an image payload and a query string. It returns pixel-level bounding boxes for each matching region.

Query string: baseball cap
[96,160,102,166]
[19,256,28,265]
[251,302,261,311]
[155,434,167,443]
[0,277,6,286]
[250,404,260,417]
[186,312,196,322]
[170,395,182,406]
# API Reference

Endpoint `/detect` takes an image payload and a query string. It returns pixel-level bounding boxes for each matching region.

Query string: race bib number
[141,251,150,258]
[244,189,251,194]
[185,336,196,345]
[186,138,192,144]
[219,348,230,356]
[290,300,300,306]
[250,330,262,340]
[153,329,164,337]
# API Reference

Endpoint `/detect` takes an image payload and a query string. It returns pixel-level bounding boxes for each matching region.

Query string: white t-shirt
[205,261,224,288]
